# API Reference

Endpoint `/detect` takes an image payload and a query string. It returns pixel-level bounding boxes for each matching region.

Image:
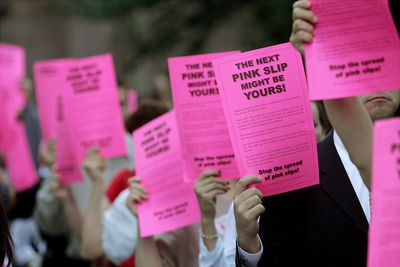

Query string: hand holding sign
[82,148,106,183]
[290,0,317,55]
[126,177,148,215]
[234,175,264,254]
[195,170,229,220]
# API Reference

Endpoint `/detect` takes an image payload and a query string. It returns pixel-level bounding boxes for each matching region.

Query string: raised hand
[290,0,318,55]
[234,175,264,253]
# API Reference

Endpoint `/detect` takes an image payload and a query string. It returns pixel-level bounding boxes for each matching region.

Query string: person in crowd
[117,79,131,120]
[0,196,13,267]
[311,101,331,142]
[15,77,42,168]
[7,77,44,267]
[195,170,237,267]
[34,139,88,267]
[198,100,331,267]
[123,176,199,267]
[79,100,169,266]
[234,1,400,266]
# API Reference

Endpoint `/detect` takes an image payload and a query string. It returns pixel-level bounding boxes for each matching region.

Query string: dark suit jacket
[237,132,368,267]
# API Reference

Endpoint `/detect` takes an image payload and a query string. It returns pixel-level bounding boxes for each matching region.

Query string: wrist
[237,233,260,254]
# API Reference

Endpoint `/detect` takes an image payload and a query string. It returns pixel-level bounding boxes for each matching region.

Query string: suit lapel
[318,132,369,234]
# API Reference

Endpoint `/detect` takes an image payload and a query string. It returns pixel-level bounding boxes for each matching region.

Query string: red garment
[106,169,135,202]
[105,169,136,267]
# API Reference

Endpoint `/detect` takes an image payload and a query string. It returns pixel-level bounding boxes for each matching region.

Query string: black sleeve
[257,192,295,267]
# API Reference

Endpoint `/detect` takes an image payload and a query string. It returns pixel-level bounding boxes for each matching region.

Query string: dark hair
[117,78,126,88]
[389,0,399,33]
[315,101,332,135]
[0,196,13,266]
[125,100,170,133]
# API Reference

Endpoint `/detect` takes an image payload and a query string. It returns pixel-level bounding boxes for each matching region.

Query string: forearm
[62,192,83,241]
[135,237,163,267]
[324,98,372,188]
[80,180,104,260]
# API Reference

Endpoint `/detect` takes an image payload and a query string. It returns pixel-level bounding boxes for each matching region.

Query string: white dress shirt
[237,131,371,266]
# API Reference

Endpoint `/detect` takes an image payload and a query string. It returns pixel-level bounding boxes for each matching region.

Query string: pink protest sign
[3,121,38,191]
[0,45,37,191]
[368,118,400,266]
[55,96,82,184]
[0,102,9,152]
[127,89,138,114]
[168,52,241,182]
[0,43,25,87]
[305,0,400,100]
[34,59,71,141]
[133,111,200,237]
[60,54,127,162]
[213,43,319,196]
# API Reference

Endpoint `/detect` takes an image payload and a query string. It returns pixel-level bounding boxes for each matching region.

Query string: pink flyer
[55,96,82,185]
[3,121,38,191]
[168,51,241,182]
[133,111,200,237]
[0,43,25,88]
[368,118,400,266]
[213,43,319,196]
[305,0,400,100]
[34,59,71,141]
[60,54,127,162]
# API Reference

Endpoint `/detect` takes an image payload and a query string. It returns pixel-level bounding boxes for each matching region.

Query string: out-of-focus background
[0,0,293,98]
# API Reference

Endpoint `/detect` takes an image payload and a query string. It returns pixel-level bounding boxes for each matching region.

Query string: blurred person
[80,101,169,266]
[18,78,41,168]
[34,141,88,267]
[117,79,130,120]
[234,1,400,266]
[0,196,13,267]
[311,101,331,142]
[125,177,199,267]
[7,77,42,267]
[152,73,173,108]
[69,79,135,214]
[0,167,16,212]
[195,170,238,267]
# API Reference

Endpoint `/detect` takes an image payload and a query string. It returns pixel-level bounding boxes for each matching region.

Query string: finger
[293,30,313,44]
[293,0,311,9]
[238,194,263,213]
[128,176,141,183]
[197,170,220,181]
[129,183,148,194]
[244,203,266,220]
[200,182,229,194]
[235,175,262,195]
[239,187,264,202]
[129,190,148,201]
[292,19,314,34]
[203,188,228,199]
[292,7,318,24]
[197,183,228,197]
[197,177,229,188]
